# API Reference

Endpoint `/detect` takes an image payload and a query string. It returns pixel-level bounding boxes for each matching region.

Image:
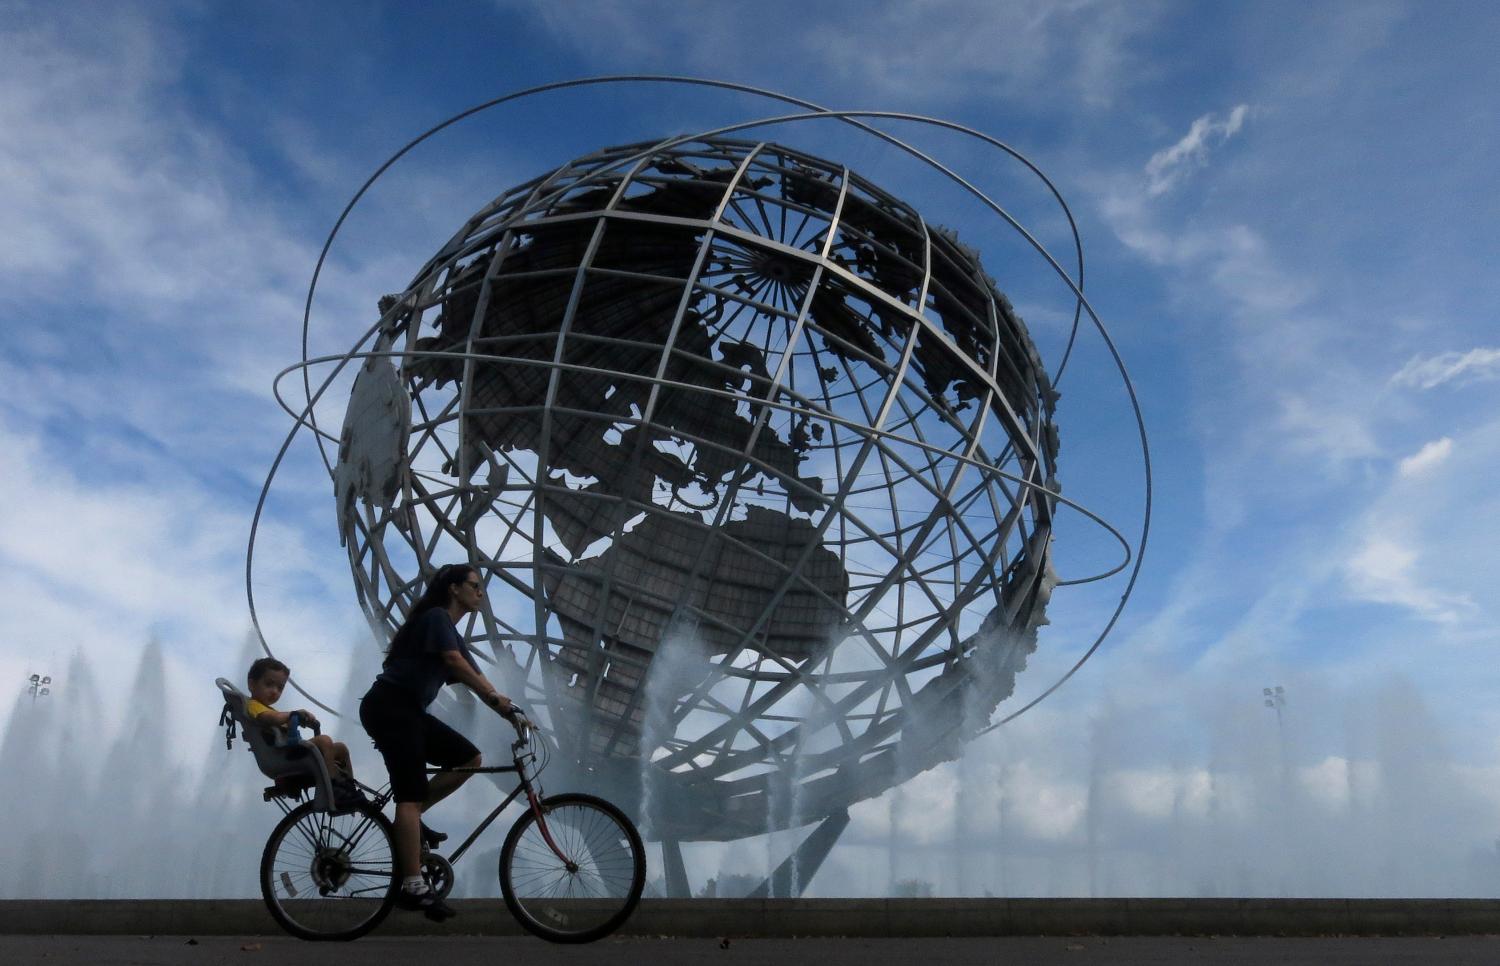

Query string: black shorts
[359,680,479,803]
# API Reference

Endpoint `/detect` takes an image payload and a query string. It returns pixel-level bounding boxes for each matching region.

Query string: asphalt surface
[6,935,1500,965]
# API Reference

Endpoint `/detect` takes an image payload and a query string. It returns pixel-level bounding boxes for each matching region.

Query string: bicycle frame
[359,735,574,868]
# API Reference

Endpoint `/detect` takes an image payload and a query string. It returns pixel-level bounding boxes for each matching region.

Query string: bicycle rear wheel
[260,801,398,941]
[499,792,645,943]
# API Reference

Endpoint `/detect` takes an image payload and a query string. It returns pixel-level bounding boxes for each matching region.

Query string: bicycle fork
[526,787,578,872]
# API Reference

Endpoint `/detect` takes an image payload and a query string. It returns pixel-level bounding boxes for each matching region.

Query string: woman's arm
[441,649,514,715]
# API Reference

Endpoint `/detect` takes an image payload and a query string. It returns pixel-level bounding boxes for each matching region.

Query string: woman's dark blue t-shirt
[376,608,480,708]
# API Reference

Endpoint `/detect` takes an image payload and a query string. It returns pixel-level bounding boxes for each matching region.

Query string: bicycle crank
[421,851,454,900]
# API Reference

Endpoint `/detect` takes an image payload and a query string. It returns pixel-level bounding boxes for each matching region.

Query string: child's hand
[298,710,321,729]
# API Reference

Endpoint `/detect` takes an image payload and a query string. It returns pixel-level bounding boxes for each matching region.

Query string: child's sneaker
[332,778,366,812]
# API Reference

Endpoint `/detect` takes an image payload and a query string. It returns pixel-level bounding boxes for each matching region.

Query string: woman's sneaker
[396,885,455,922]
[420,821,448,850]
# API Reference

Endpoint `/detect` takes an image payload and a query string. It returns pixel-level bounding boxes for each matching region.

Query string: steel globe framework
[250,83,1150,894]
[332,135,1060,841]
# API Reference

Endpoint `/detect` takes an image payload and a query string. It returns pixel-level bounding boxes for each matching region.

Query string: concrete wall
[5,899,1500,936]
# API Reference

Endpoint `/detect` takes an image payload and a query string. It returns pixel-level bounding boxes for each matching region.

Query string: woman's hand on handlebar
[480,688,529,736]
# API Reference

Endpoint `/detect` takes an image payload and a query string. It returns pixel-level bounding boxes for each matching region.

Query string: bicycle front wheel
[499,792,646,943]
[260,801,398,941]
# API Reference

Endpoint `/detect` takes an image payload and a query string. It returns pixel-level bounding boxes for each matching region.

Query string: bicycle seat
[216,677,337,812]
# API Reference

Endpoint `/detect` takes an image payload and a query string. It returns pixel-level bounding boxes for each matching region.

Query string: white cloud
[1397,437,1453,477]
[1145,104,1251,196]
[1344,535,1477,625]
[1391,348,1500,390]
[1100,183,1383,474]
[1334,415,1500,631]
[1298,755,1350,811]
[1276,391,1381,463]
[0,4,451,428]
[1100,191,1313,311]
[1111,766,1213,821]
[805,0,1155,107]
[499,0,1160,108]
[0,10,309,308]
[0,7,322,466]
[1005,758,1088,840]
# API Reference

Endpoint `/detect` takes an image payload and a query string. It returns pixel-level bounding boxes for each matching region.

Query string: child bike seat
[216,677,337,812]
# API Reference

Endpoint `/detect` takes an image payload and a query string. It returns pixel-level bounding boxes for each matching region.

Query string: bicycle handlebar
[507,707,562,777]
[508,706,533,749]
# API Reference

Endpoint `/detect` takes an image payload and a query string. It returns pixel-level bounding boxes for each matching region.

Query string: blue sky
[3,0,1500,897]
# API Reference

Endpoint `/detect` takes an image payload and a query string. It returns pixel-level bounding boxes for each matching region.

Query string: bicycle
[217,679,646,943]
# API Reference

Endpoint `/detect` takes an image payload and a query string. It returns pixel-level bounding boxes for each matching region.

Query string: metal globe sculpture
[329,135,1063,843]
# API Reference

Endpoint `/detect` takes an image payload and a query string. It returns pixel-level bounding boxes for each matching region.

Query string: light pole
[1263,684,1292,790]
[1263,684,1292,893]
[1262,685,1285,729]
[27,673,51,702]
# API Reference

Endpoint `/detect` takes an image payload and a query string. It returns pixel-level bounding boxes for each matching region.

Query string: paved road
[6,935,1500,965]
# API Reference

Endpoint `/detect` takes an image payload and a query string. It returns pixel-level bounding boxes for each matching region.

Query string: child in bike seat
[247,657,363,808]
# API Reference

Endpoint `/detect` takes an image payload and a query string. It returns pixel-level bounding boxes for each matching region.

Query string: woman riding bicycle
[359,563,519,921]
